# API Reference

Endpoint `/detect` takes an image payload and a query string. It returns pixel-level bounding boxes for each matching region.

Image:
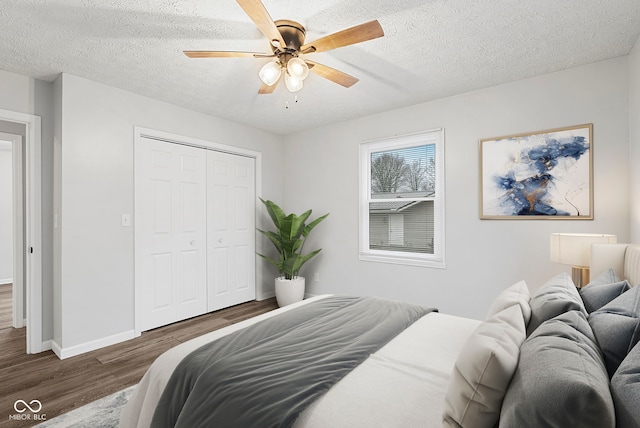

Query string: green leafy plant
[257,198,329,280]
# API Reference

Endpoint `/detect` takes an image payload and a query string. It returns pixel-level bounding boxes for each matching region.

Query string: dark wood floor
[0,288,278,428]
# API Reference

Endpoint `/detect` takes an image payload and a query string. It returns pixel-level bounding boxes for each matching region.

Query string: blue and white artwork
[481,125,592,218]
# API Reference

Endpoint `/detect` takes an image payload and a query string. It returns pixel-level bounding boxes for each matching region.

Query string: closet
[134,137,255,332]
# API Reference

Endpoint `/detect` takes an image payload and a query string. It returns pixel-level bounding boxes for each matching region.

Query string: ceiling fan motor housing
[273,20,306,53]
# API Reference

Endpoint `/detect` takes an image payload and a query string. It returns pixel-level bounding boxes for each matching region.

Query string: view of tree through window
[370,145,435,195]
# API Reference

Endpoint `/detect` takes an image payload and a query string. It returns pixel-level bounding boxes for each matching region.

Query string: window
[359,129,445,268]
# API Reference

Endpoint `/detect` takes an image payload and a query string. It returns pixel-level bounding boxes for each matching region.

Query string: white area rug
[34,385,136,428]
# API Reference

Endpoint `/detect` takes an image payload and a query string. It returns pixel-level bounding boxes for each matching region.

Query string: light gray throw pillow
[443,305,526,428]
[485,280,531,326]
[500,310,615,428]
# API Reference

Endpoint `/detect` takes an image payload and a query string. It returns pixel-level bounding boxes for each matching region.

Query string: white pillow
[443,304,526,428]
[485,280,531,325]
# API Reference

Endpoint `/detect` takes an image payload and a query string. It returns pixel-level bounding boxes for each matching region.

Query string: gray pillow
[500,311,615,428]
[588,285,640,377]
[588,267,620,285]
[527,272,587,336]
[579,270,630,313]
[611,342,640,428]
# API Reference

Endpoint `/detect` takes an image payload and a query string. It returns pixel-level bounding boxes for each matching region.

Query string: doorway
[0,133,23,331]
[0,109,42,354]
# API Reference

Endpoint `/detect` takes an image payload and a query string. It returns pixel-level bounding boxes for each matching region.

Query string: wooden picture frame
[480,124,593,219]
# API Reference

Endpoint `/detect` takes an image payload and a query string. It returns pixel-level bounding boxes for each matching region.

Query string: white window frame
[359,129,445,268]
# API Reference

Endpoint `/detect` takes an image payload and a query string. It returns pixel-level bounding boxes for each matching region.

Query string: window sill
[359,252,446,269]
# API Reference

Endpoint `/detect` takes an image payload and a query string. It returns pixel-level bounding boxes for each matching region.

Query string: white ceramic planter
[275,276,305,307]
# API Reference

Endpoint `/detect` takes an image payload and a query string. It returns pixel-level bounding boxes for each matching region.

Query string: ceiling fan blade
[306,60,359,88]
[300,20,384,53]
[184,51,266,58]
[258,74,281,94]
[258,83,277,94]
[236,0,286,48]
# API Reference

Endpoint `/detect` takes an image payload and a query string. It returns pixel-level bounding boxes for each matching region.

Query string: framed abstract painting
[480,124,593,219]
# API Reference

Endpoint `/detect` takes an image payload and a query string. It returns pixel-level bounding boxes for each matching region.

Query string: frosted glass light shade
[550,233,617,267]
[287,57,309,80]
[284,72,303,92]
[259,61,282,86]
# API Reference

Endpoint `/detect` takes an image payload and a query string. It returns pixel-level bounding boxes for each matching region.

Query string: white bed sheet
[119,296,480,428]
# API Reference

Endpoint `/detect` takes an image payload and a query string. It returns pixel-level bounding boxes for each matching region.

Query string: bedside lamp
[550,233,617,288]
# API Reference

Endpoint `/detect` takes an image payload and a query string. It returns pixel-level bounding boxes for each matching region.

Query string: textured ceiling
[1,0,639,135]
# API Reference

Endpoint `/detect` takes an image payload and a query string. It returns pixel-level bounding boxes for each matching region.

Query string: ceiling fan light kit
[258,49,310,92]
[184,0,384,95]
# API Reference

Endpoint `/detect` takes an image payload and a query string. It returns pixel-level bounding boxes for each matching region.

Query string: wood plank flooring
[0,291,278,428]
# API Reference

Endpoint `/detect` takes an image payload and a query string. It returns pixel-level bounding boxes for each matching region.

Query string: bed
[120,244,640,428]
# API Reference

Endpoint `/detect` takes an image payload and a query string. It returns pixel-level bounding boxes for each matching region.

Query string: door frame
[0,109,42,354]
[133,127,263,336]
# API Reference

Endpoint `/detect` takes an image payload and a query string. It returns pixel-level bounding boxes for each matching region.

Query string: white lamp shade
[287,57,309,80]
[550,233,617,267]
[259,61,282,86]
[284,72,303,92]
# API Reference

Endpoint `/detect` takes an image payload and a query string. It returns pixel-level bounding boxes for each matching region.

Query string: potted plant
[257,198,329,307]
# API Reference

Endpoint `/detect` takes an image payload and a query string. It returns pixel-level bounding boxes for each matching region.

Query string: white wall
[34,77,55,342]
[52,75,62,347]
[54,73,284,354]
[284,57,630,320]
[0,144,12,283]
[0,69,33,114]
[629,35,640,242]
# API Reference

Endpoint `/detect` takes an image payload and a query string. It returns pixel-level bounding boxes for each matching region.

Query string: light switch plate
[121,213,131,227]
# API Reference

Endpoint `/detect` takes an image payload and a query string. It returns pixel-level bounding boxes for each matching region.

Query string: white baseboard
[41,340,52,352]
[0,278,12,285]
[51,340,62,357]
[257,291,275,300]
[258,291,319,301]
[51,330,136,360]
[12,318,26,329]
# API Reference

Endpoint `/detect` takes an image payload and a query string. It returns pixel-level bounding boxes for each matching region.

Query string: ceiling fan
[184,0,384,94]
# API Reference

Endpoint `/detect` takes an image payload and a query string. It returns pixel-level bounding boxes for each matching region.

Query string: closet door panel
[207,151,256,311]
[135,139,208,332]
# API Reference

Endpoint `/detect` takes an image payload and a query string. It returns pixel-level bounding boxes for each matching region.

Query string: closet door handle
[190,240,196,246]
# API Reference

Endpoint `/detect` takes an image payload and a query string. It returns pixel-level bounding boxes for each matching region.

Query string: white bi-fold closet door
[135,138,255,333]
[207,150,256,312]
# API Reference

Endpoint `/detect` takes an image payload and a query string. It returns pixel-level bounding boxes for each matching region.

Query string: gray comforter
[150,295,434,428]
